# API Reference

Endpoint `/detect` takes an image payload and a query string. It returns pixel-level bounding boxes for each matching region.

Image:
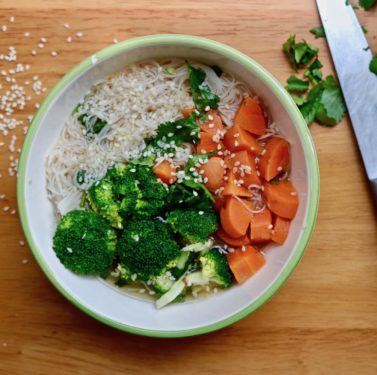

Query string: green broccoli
[185,249,232,288]
[117,218,180,280]
[167,208,218,243]
[87,179,123,229]
[52,210,117,275]
[114,263,135,286]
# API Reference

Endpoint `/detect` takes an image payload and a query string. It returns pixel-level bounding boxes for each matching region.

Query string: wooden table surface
[0,1,376,374]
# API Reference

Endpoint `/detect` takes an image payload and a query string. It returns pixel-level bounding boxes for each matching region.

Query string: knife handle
[370,178,377,207]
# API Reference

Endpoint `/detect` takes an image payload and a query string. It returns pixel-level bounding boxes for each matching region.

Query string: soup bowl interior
[17,35,319,337]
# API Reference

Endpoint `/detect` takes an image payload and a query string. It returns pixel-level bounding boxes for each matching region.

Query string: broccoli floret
[87,179,123,229]
[117,218,180,280]
[185,249,232,288]
[151,271,176,295]
[167,208,218,243]
[52,210,117,275]
[114,263,134,286]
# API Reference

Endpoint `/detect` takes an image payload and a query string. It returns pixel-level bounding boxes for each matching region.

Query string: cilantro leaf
[290,94,306,106]
[359,0,377,10]
[304,58,323,85]
[77,113,107,135]
[283,35,318,70]
[315,76,346,126]
[310,26,326,39]
[187,64,220,111]
[298,84,324,125]
[152,112,200,146]
[286,75,310,92]
[369,55,377,76]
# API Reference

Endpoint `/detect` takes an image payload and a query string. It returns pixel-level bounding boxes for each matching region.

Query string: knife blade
[316,0,377,203]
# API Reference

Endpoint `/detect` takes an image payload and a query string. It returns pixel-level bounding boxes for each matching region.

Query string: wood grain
[0,1,376,374]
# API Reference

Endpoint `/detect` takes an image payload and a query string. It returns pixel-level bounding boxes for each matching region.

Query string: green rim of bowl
[17,34,319,338]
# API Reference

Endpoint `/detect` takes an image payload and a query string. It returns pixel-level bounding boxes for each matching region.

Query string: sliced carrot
[223,170,252,197]
[223,125,261,154]
[220,196,251,238]
[182,107,195,118]
[196,132,224,154]
[271,216,291,245]
[213,194,226,212]
[249,207,272,243]
[227,246,265,284]
[263,180,298,219]
[152,160,177,184]
[200,156,226,192]
[259,137,290,181]
[216,227,250,247]
[234,97,266,136]
[199,110,224,136]
[226,150,262,187]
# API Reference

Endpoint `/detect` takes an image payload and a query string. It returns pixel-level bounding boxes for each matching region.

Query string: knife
[316,0,377,204]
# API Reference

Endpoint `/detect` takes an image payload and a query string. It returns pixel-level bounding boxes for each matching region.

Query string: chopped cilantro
[298,76,346,126]
[304,58,323,85]
[283,35,318,70]
[310,26,326,39]
[165,67,176,75]
[187,64,220,111]
[370,55,377,76]
[286,75,310,92]
[77,113,107,135]
[359,0,377,10]
[290,94,306,106]
[152,112,200,146]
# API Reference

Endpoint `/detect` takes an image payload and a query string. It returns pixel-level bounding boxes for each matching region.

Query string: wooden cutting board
[0,1,376,374]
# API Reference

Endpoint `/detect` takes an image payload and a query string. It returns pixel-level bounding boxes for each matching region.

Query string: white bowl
[17,34,319,337]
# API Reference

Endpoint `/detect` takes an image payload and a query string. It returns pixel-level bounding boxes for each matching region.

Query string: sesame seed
[66,36,72,43]
[113,38,118,44]
[204,105,210,111]
[208,123,215,129]
[51,51,58,57]
[64,23,70,29]
[67,247,73,253]
[268,224,273,229]
[76,31,83,37]
[10,16,15,23]
[277,166,283,171]
[10,209,16,215]
[37,43,44,49]
[1,25,7,32]
[208,115,214,121]
[31,50,37,56]
[290,192,297,196]
[21,259,28,264]
[41,37,47,43]
[3,206,9,212]
[24,32,30,37]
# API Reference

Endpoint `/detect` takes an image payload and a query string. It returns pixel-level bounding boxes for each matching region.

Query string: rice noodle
[45,59,251,213]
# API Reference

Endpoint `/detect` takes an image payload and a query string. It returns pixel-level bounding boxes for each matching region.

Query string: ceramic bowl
[17,34,319,337]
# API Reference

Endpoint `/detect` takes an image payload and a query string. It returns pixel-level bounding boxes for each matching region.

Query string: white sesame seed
[24,32,30,37]
[10,16,15,23]
[268,224,273,229]
[67,247,73,253]
[66,36,72,43]
[113,38,118,44]
[37,43,44,49]
[21,259,28,264]
[204,106,210,111]
[3,206,9,212]
[10,209,16,215]
[2,25,7,32]
[41,37,47,43]
[208,115,214,121]
[51,51,58,57]
[198,210,204,215]
[76,31,83,37]
[277,166,283,171]
[31,50,37,56]
[64,23,70,29]
[290,192,297,196]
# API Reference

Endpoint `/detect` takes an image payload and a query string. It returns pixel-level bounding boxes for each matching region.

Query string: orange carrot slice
[263,180,298,219]
[259,137,290,181]
[223,125,261,154]
[220,196,251,238]
[196,132,224,154]
[249,207,272,243]
[182,107,195,118]
[199,110,224,136]
[200,156,226,192]
[271,216,291,245]
[223,170,252,197]
[213,194,226,212]
[152,160,177,184]
[216,227,250,247]
[234,97,266,136]
[227,246,265,284]
[226,150,262,187]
